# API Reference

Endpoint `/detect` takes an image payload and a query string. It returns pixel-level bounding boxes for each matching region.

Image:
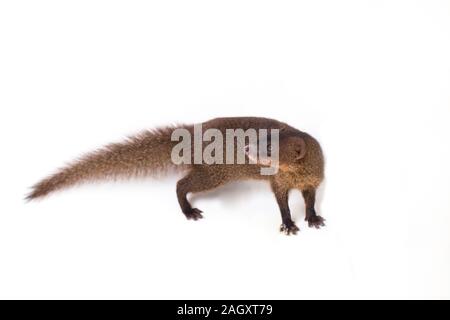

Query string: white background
[1,0,449,299]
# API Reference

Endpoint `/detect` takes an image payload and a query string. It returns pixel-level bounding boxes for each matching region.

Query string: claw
[307,215,326,229]
[280,223,300,235]
[185,208,204,220]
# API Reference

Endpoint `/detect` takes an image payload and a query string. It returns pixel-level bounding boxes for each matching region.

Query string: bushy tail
[26,125,188,200]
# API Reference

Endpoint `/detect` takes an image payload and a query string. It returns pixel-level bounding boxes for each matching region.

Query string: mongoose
[27,117,325,235]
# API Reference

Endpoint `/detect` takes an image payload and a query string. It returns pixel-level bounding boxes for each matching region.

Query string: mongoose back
[27,117,325,235]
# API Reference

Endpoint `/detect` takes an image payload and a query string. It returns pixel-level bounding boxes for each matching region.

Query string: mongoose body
[28,117,325,234]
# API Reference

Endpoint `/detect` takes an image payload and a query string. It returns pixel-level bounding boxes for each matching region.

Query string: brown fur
[27,117,325,234]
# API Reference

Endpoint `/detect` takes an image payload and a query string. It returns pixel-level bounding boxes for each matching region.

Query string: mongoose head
[247,133,324,180]
[246,135,307,169]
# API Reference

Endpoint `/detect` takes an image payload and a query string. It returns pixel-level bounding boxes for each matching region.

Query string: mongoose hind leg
[301,188,326,229]
[176,167,227,221]
[271,181,299,235]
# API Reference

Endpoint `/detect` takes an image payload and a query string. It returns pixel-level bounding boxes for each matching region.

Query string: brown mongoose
[27,117,325,235]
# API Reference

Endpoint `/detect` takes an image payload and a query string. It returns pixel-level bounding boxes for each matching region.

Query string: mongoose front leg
[301,188,325,228]
[176,168,226,221]
[271,182,299,235]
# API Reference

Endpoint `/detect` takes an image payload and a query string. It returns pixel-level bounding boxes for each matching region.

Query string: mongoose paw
[307,215,326,229]
[184,208,204,221]
[280,222,300,235]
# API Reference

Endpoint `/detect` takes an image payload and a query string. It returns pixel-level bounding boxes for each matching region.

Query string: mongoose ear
[294,138,307,160]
